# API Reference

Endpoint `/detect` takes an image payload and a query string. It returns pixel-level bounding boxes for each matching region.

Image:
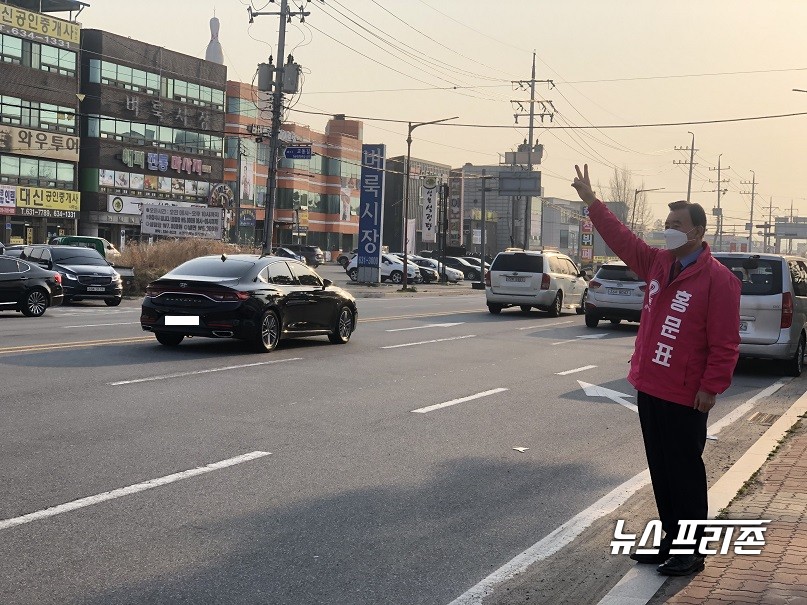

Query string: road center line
[0,451,271,532]
[63,322,141,328]
[381,335,476,349]
[555,365,598,376]
[516,320,574,331]
[109,357,301,385]
[412,388,509,414]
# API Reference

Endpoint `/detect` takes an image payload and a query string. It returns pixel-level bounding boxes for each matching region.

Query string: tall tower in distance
[205,14,224,64]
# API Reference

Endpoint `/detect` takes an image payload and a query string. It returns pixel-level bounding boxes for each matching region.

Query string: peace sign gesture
[571,164,597,206]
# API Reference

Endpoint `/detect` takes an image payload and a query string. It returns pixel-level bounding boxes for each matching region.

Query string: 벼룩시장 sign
[0,125,79,162]
[357,144,386,283]
[0,5,81,48]
[140,204,223,240]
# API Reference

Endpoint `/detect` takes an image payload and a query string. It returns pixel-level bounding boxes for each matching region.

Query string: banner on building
[420,176,438,243]
[16,186,79,212]
[0,6,81,48]
[581,209,594,263]
[0,125,79,162]
[357,144,386,283]
[140,204,223,239]
[448,171,463,247]
[0,185,16,215]
[240,157,254,202]
[107,194,207,216]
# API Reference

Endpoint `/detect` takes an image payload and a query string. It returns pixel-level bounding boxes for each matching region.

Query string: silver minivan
[713,253,807,376]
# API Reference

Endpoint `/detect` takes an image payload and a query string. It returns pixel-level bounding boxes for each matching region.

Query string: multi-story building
[224,86,363,252]
[0,0,83,244]
[383,156,450,253]
[78,29,227,246]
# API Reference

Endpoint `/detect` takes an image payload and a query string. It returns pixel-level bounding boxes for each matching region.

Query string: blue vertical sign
[357,144,386,283]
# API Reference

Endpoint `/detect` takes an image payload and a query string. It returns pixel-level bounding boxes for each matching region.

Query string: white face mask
[663,228,697,250]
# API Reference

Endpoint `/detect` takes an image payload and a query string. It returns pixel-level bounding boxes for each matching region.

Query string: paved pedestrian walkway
[661,416,807,605]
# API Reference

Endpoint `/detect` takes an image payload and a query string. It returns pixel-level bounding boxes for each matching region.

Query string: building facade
[0,1,83,245]
[78,29,227,246]
[383,156,450,253]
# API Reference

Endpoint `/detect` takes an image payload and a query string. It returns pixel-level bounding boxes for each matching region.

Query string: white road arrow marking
[513,447,530,453]
[577,380,638,412]
[551,333,609,345]
[386,322,465,332]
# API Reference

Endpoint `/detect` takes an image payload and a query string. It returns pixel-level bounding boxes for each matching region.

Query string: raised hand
[571,164,597,206]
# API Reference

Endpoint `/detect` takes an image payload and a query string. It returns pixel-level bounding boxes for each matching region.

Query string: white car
[409,256,464,283]
[485,249,587,316]
[585,261,645,327]
[346,253,420,284]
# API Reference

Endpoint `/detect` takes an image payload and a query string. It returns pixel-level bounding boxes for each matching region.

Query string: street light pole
[402,116,458,289]
[631,187,665,231]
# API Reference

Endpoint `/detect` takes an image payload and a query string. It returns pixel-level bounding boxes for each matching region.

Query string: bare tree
[608,166,653,235]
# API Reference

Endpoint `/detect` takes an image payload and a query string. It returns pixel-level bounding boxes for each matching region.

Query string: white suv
[345,253,420,284]
[485,249,587,316]
[585,261,645,328]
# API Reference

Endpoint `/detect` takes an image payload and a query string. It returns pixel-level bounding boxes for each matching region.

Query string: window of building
[0,33,76,76]
[86,115,223,157]
[0,96,76,134]
[0,155,74,188]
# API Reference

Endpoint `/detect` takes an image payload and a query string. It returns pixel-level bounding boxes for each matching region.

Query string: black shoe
[657,554,705,576]
[630,550,669,564]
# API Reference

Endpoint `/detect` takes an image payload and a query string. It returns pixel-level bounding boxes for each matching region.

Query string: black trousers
[637,391,709,539]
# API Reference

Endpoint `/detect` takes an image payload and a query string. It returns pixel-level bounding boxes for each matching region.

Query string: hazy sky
[79,1,807,228]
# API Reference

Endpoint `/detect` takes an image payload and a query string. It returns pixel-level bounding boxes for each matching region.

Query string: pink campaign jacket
[587,200,741,408]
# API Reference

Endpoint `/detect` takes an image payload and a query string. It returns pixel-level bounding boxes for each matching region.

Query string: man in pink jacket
[572,164,741,576]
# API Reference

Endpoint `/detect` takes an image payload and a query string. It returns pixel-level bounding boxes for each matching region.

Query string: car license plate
[505,276,526,283]
[739,321,748,332]
[165,315,199,326]
[86,286,106,292]
[606,288,631,296]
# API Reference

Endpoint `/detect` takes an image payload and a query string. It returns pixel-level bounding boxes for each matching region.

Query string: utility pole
[740,171,756,252]
[673,131,697,202]
[708,154,730,252]
[512,52,553,249]
[249,1,310,255]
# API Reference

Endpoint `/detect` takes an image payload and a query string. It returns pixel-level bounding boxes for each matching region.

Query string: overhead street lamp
[631,187,665,231]
[402,116,458,290]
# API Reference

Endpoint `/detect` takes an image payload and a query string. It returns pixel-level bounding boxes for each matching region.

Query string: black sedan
[140,254,358,352]
[0,256,63,316]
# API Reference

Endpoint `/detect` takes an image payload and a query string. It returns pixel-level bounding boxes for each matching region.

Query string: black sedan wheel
[329,306,353,344]
[156,332,184,346]
[105,297,122,307]
[254,309,280,352]
[22,288,48,317]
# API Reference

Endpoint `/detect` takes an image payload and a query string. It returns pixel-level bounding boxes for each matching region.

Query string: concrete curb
[597,382,807,605]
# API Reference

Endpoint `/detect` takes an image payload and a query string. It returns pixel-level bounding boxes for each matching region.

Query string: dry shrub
[119,239,260,294]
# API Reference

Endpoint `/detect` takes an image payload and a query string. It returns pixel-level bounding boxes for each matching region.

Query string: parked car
[273,247,307,264]
[444,256,483,281]
[345,253,421,284]
[0,240,4,255]
[2,245,26,258]
[391,254,441,283]
[337,249,358,268]
[281,244,325,267]
[0,256,63,316]
[20,245,123,306]
[409,256,464,283]
[584,261,645,328]
[47,235,135,290]
[713,253,807,376]
[461,256,491,272]
[141,254,358,351]
[485,249,587,316]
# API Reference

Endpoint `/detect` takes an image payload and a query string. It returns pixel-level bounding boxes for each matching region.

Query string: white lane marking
[0,451,271,532]
[447,379,794,605]
[551,333,608,345]
[555,365,597,376]
[109,358,301,385]
[578,380,637,412]
[411,388,508,414]
[386,322,465,332]
[516,320,574,331]
[708,379,790,437]
[63,322,140,328]
[446,470,652,605]
[381,335,476,349]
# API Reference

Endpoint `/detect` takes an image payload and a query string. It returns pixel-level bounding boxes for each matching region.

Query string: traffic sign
[284,146,312,160]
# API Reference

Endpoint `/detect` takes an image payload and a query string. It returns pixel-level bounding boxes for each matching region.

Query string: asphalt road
[0,287,792,605]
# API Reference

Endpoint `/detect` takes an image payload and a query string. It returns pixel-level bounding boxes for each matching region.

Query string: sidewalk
[660,416,807,605]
